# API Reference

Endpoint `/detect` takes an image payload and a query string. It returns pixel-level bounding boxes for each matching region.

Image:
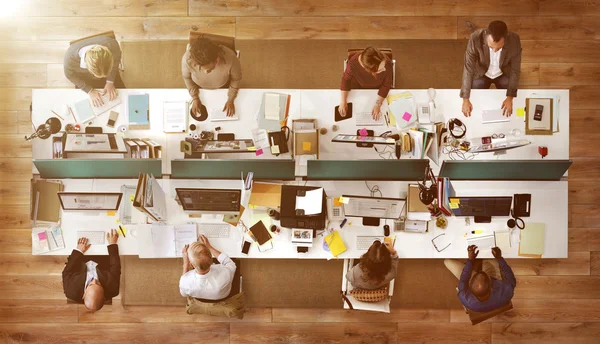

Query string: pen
[385,112,390,127]
[340,218,347,228]
[51,110,64,121]
[119,225,126,238]
[471,230,483,234]
[50,230,58,247]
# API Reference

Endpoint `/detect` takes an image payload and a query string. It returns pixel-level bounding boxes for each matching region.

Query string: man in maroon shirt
[339,47,393,120]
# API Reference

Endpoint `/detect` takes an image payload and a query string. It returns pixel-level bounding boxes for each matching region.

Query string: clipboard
[525,98,553,135]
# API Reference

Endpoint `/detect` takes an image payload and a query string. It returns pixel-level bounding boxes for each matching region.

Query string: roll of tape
[192,133,200,140]
[117,125,127,133]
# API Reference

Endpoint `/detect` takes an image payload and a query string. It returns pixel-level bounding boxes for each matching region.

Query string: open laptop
[175,188,241,216]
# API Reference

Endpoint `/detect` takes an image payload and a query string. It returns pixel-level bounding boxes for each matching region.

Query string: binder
[142,139,162,159]
[123,139,139,158]
[30,179,63,224]
[133,173,167,222]
[128,94,150,130]
[133,139,149,159]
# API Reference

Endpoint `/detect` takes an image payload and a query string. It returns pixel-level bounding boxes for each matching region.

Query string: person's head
[84,45,113,78]
[470,271,492,301]
[486,20,508,52]
[359,240,392,283]
[358,47,388,76]
[83,278,105,312]
[188,241,213,273]
[189,38,223,74]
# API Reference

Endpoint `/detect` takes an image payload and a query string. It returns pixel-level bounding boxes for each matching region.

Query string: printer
[280,185,327,231]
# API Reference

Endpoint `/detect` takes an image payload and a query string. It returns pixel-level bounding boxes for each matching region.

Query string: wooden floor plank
[0,111,34,135]
[0,182,31,205]
[272,308,449,323]
[0,135,32,158]
[521,40,600,63]
[0,253,66,275]
[0,42,67,64]
[514,276,600,299]
[0,17,235,41]
[569,158,600,180]
[540,63,600,86]
[569,181,600,204]
[236,16,458,40]
[452,299,600,323]
[191,0,538,16]
[539,0,600,16]
[0,205,31,229]
[492,322,600,344]
[0,229,32,254]
[0,158,33,182]
[571,205,600,228]
[46,64,75,88]
[569,228,600,252]
[570,110,600,157]
[0,323,230,344]
[591,252,600,276]
[12,0,189,17]
[0,64,47,88]
[506,252,590,276]
[0,275,65,300]
[0,299,77,323]
[0,88,32,111]
[457,16,600,40]
[519,63,540,86]
[570,85,600,110]
[396,323,491,344]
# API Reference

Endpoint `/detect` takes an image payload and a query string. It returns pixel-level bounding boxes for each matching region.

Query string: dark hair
[487,21,508,42]
[359,241,392,283]
[470,271,492,297]
[360,47,387,74]
[190,38,222,66]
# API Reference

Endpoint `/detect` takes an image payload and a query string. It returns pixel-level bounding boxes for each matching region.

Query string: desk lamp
[24,117,61,141]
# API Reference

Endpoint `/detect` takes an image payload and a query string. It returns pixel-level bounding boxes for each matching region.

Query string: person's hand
[462,98,472,117]
[223,100,235,117]
[338,101,348,117]
[492,247,502,259]
[182,244,190,263]
[372,103,382,120]
[198,234,211,248]
[77,237,91,253]
[501,97,513,117]
[384,241,397,256]
[190,97,202,116]
[468,244,479,261]
[106,229,119,245]
[89,90,104,107]
[103,82,118,101]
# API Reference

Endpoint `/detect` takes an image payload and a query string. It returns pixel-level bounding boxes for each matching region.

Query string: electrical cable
[365,181,382,198]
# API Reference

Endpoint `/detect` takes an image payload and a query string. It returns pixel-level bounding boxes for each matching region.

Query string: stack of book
[437,177,455,216]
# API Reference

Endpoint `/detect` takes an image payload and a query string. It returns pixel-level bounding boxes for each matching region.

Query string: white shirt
[78,45,96,69]
[179,253,236,300]
[485,47,503,79]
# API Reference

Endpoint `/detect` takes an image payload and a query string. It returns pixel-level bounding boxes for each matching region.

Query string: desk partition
[307,159,429,181]
[439,160,573,181]
[33,159,162,179]
[171,159,296,180]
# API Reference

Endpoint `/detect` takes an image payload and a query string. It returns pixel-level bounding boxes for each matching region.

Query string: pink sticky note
[255,148,264,156]
[402,112,412,122]
[358,128,368,136]
[38,232,47,241]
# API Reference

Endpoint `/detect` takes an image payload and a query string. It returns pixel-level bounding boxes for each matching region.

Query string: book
[325,230,347,257]
[32,227,65,254]
[71,98,96,123]
[249,220,272,246]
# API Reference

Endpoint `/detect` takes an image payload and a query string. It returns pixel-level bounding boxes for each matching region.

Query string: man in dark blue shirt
[445,245,516,312]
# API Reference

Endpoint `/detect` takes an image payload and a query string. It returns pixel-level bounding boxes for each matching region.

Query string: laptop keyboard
[198,223,231,238]
[356,236,384,250]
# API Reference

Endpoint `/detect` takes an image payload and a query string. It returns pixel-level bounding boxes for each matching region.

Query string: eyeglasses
[432,233,451,252]
[491,133,506,139]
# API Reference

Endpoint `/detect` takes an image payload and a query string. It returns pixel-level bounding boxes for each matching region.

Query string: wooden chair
[188,32,240,58]
[343,48,396,88]
[341,258,394,313]
[70,30,124,72]
[464,301,513,325]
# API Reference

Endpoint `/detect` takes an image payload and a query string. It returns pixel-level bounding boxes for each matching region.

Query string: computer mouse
[384,224,390,237]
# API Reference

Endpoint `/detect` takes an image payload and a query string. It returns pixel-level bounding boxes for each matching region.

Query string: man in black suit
[62,229,121,311]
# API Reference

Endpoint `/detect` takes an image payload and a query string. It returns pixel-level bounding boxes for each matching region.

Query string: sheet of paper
[174,224,197,257]
[482,109,509,124]
[251,128,270,150]
[265,93,280,120]
[520,223,545,255]
[163,101,188,132]
[151,224,176,257]
[210,108,239,121]
[295,188,323,215]
[48,227,65,251]
[494,230,511,251]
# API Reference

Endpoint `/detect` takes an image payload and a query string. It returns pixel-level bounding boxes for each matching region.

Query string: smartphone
[107,111,119,128]
[534,105,543,121]
[241,241,251,255]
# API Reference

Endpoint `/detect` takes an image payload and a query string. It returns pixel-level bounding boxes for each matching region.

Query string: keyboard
[77,231,106,245]
[356,236,384,250]
[198,223,231,238]
[355,112,384,126]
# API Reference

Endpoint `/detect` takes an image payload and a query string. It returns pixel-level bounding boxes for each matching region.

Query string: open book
[150,223,197,257]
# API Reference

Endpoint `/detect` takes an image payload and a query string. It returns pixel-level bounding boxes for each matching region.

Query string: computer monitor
[341,195,405,226]
[448,196,512,223]
[175,188,241,215]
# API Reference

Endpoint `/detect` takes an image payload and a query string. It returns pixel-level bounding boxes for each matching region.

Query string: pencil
[68,106,76,122]
[51,110,64,121]
[118,225,126,238]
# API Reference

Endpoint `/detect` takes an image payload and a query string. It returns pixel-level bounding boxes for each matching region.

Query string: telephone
[268,127,290,155]
[513,194,531,217]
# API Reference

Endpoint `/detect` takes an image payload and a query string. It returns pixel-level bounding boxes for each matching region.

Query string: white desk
[31,88,570,259]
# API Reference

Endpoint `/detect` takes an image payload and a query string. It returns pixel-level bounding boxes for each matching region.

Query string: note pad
[519,223,545,257]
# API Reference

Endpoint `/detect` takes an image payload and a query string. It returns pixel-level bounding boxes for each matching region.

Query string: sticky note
[255,148,264,156]
[302,141,311,151]
[247,146,257,151]
[333,197,342,207]
[119,226,128,236]
[271,145,280,154]
[358,128,368,136]
[38,232,47,240]
[449,203,459,209]
[339,196,349,204]
[402,112,412,122]
[107,210,116,216]
[517,108,525,117]
[129,195,135,202]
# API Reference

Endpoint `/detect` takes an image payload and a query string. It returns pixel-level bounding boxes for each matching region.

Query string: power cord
[365,181,382,197]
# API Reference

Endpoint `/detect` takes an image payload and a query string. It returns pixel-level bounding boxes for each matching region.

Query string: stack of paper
[163,101,188,132]
[519,223,545,257]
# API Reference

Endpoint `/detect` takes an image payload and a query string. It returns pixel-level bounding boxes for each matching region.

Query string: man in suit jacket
[62,229,121,312]
[460,20,522,117]
[64,34,124,107]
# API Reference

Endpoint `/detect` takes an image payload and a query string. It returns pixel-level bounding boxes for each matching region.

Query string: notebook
[519,223,545,257]
[249,220,271,246]
[71,98,96,123]
[325,230,347,257]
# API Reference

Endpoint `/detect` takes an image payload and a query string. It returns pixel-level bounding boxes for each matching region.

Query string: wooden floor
[1,1,599,343]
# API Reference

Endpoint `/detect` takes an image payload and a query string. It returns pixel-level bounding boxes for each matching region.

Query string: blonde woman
[64,35,124,107]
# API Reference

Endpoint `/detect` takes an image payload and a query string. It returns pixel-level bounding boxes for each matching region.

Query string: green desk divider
[171,159,296,180]
[439,160,573,181]
[307,159,429,181]
[34,159,162,179]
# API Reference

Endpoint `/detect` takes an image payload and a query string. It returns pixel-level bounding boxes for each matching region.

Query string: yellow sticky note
[247,146,257,152]
[449,203,459,209]
[107,210,116,216]
[333,197,342,207]
[129,195,135,202]
[517,108,525,117]
[119,226,128,236]
[248,204,257,209]
[302,141,311,151]
[339,196,349,204]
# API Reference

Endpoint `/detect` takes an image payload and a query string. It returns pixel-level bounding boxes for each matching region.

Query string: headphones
[448,118,466,139]
[418,165,438,206]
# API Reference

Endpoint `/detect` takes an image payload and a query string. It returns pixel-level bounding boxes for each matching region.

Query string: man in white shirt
[179,235,236,300]
[460,20,522,117]
[62,229,121,312]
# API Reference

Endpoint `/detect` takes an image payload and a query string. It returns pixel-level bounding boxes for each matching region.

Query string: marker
[119,225,126,238]
[340,218,348,228]
[471,230,483,234]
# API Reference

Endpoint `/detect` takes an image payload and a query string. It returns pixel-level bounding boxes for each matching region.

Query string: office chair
[70,31,124,72]
[341,258,395,313]
[343,48,396,89]
[188,32,240,59]
[463,301,514,325]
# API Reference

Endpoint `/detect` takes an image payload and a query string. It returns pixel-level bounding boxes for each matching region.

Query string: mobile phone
[534,105,543,121]
[107,111,119,128]
[241,240,251,255]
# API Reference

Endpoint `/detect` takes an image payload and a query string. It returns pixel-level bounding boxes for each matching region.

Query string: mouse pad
[335,103,353,122]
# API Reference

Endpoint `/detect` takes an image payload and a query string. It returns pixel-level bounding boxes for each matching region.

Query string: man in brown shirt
[182,38,242,117]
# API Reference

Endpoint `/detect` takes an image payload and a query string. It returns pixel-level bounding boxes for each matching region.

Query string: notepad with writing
[519,223,545,257]
[325,230,347,257]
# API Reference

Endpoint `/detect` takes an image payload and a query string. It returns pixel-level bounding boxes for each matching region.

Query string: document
[163,101,188,132]
[296,188,323,215]
[251,128,270,150]
[494,230,511,251]
[264,93,280,120]
[72,98,96,123]
[174,224,198,257]
[482,109,509,124]
[150,223,197,257]
[210,108,238,121]
[519,223,545,256]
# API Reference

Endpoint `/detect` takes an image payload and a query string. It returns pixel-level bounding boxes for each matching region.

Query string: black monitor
[175,188,241,215]
[341,195,405,226]
[448,196,512,223]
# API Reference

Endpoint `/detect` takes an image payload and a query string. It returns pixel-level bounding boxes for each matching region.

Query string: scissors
[507,209,525,230]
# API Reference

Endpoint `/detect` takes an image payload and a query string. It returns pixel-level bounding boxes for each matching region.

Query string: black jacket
[62,244,121,301]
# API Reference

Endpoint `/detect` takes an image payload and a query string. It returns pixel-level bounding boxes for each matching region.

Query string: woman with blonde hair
[64,34,124,107]
[346,239,399,290]
[339,47,393,120]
